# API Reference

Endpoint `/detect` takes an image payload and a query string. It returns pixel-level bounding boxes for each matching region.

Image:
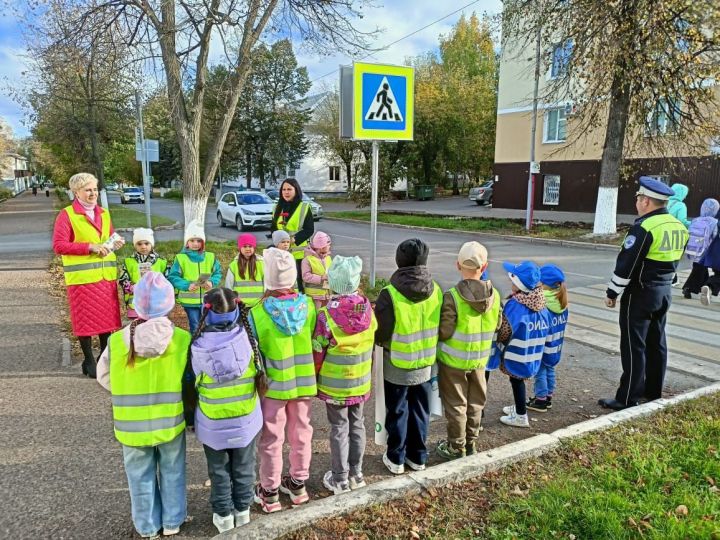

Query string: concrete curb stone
[115,221,182,232]
[60,338,72,367]
[214,382,720,540]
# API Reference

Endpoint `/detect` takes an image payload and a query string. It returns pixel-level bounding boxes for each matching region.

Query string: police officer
[599,177,688,411]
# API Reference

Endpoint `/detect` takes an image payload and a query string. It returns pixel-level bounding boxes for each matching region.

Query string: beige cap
[457,241,488,270]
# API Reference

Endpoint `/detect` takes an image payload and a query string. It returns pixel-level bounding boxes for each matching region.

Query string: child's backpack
[686,216,718,261]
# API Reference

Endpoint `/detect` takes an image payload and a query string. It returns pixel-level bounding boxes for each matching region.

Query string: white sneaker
[162,527,180,536]
[349,474,367,490]
[322,470,351,495]
[233,509,250,527]
[382,452,404,474]
[404,458,426,471]
[502,405,515,415]
[212,513,235,533]
[700,285,711,306]
[500,411,530,428]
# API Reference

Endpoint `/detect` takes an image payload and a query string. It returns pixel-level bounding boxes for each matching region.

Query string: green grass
[109,205,176,228]
[285,393,720,540]
[327,210,626,244]
[162,189,184,200]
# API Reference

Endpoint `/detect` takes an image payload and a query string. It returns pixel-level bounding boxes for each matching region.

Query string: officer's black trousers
[615,285,671,405]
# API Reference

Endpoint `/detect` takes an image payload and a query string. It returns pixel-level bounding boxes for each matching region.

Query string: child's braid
[126,318,146,367]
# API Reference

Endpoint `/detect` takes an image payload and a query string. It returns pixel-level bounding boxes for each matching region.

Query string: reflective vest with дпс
[641,213,688,264]
[61,206,117,285]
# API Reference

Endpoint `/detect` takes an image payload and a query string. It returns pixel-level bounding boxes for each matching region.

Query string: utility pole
[134,90,152,229]
[526,2,542,231]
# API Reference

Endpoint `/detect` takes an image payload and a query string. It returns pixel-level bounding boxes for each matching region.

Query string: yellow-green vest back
[229,256,265,305]
[175,252,216,306]
[641,213,689,262]
[61,206,117,285]
[196,354,257,420]
[304,254,332,299]
[124,257,168,308]
[276,202,311,260]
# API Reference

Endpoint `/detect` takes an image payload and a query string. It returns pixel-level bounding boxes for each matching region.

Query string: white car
[217,191,275,231]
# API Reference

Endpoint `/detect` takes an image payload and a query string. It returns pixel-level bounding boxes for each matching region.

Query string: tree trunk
[593,70,632,235]
[246,149,252,189]
[258,151,265,190]
[345,159,353,193]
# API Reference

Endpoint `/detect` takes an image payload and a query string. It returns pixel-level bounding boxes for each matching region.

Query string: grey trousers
[203,435,257,516]
[326,402,366,483]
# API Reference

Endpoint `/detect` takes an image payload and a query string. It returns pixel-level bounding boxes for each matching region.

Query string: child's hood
[512,286,546,312]
[121,317,175,358]
[700,198,720,218]
[303,245,320,259]
[327,293,373,334]
[263,294,310,335]
[543,288,565,314]
[455,278,496,314]
[180,246,206,262]
[191,325,252,382]
[669,183,688,202]
[389,265,435,302]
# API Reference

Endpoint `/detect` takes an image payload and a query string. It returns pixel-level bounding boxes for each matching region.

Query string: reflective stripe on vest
[109,327,191,447]
[251,298,317,400]
[387,283,442,370]
[124,257,168,308]
[304,255,332,299]
[317,307,377,399]
[61,205,117,285]
[276,202,311,260]
[500,298,550,379]
[196,361,257,420]
[542,309,569,367]
[230,256,265,306]
[175,252,216,306]
[641,213,689,262]
[437,287,501,370]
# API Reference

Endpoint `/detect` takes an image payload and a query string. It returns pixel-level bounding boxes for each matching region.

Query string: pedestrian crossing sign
[353,62,414,141]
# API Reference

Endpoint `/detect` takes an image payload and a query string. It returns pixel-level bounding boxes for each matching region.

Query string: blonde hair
[69,173,98,193]
[543,282,569,309]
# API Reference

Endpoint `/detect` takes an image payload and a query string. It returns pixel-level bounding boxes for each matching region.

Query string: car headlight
[242,208,256,215]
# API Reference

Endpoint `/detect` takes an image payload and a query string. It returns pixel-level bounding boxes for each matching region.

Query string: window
[646,98,681,136]
[543,175,561,205]
[329,166,341,182]
[550,40,573,79]
[221,193,235,204]
[544,108,567,143]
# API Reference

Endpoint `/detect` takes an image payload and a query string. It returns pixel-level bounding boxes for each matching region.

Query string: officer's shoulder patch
[623,235,636,249]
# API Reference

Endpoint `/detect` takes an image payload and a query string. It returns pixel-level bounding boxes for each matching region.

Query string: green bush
[0,186,13,201]
[163,189,183,200]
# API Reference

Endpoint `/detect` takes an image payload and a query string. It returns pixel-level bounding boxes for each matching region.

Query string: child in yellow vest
[249,247,317,513]
[119,228,169,319]
[96,272,192,538]
[225,233,264,306]
[301,231,333,309]
[168,220,222,334]
[312,255,376,494]
[436,242,501,460]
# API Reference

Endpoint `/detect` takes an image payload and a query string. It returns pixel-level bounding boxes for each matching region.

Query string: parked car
[105,183,119,192]
[266,190,323,221]
[217,191,275,231]
[469,180,494,206]
[120,186,145,204]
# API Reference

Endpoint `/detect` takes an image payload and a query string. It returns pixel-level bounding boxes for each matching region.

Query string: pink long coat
[53,199,121,337]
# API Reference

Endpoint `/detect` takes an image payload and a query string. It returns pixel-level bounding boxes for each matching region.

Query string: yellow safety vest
[61,206,117,285]
[303,254,332,300]
[317,307,377,399]
[276,202,312,260]
[386,283,443,370]
[641,213,689,263]
[175,252,216,306]
[109,327,190,447]
[124,258,168,309]
[196,353,258,420]
[251,299,317,400]
[229,256,265,306]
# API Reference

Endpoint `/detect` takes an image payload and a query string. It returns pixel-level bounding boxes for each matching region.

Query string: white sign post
[134,91,160,229]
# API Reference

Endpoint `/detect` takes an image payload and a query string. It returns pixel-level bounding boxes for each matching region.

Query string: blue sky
[0,0,502,138]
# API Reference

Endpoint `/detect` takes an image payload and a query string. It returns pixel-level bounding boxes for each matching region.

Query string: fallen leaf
[706,476,716,486]
[571,398,578,402]
[409,531,420,539]
[627,517,638,528]
[675,504,689,516]
[510,485,529,497]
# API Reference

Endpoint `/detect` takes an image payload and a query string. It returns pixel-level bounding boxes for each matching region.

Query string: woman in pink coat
[53,173,125,378]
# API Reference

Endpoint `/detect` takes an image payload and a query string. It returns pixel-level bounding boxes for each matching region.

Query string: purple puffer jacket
[191,324,263,450]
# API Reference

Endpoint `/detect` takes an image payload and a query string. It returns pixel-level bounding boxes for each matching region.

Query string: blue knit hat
[327,255,362,295]
[134,271,175,319]
[502,260,541,292]
[540,264,566,287]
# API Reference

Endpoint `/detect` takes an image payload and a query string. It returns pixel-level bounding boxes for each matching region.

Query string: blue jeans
[121,433,187,536]
[384,380,431,466]
[203,436,257,516]
[183,306,202,335]
[533,364,556,399]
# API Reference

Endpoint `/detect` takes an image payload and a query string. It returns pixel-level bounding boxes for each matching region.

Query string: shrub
[0,186,13,201]
[163,189,183,200]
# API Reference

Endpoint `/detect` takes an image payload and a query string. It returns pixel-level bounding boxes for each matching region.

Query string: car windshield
[125,187,142,193]
[481,181,493,188]
[237,193,272,205]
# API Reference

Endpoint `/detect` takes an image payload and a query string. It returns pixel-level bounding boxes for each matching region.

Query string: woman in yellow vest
[301,231,333,308]
[270,178,314,291]
[96,272,192,538]
[224,233,264,306]
[119,228,169,319]
[52,172,125,378]
[249,247,317,513]
[312,256,376,494]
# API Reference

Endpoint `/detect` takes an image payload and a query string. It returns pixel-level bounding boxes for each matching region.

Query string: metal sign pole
[135,91,152,229]
[526,13,542,231]
[370,140,380,287]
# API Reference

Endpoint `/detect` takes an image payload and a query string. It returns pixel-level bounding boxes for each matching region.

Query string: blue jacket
[541,290,568,368]
[700,208,720,270]
[494,297,550,379]
[167,247,223,292]
[668,183,690,228]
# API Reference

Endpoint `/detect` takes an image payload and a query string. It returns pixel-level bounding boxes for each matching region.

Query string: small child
[312,256,376,493]
[96,272,191,538]
[374,239,442,474]
[168,220,222,334]
[272,230,292,251]
[119,227,169,319]
[226,233,265,306]
[191,287,265,533]
[493,261,550,428]
[302,231,333,309]
[527,264,569,413]
[250,248,317,513]
[436,242,501,460]
[682,198,719,298]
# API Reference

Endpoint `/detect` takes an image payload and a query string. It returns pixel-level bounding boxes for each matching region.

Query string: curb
[60,338,72,367]
[324,217,621,252]
[115,222,182,232]
[215,381,720,540]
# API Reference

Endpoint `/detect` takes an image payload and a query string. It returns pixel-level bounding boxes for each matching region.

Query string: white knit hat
[184,219,206,245]
[133,227,155,247]
[263,247,297,290]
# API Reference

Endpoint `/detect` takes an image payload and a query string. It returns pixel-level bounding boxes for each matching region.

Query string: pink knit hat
[237,233,257,249]
[134,271,175,320]
[310,231,331,249]
[263,247,297,290]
